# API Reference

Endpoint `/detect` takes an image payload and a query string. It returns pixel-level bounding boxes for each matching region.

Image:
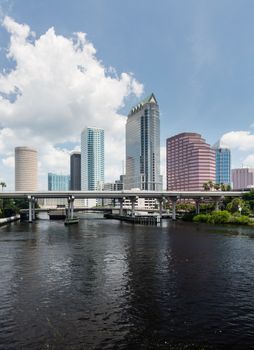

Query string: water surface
[0,215,254,349]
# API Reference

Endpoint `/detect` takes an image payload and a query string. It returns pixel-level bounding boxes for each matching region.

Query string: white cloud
[0,17,143,189]
[2,155,14,168]
[243,154,254,168]
[220,131,254,151]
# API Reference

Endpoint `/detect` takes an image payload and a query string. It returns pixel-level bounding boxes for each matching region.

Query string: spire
[129,93,158,116]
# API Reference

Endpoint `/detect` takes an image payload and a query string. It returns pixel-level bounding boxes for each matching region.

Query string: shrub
[208,210,231,224]
[193,214,210,223]
[229,215,251,225]
[182,213,196,221]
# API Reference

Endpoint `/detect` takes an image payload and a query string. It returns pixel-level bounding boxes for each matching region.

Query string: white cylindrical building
[15,147,38,191]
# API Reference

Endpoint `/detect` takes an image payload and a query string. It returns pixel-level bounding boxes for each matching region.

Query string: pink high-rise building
[166,133,216,191]
[232,168,254,190]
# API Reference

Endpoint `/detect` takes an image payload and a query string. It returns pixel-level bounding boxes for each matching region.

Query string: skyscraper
[166,133,216,191]
[213,140,231,185]
[81,127,104,191]
[15,146,38,191]
[125,93,162,190]
[48,173,70,191]
[70,152,81,190]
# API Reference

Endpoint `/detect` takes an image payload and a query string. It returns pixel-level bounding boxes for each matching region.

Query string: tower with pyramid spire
[125,93,162,190]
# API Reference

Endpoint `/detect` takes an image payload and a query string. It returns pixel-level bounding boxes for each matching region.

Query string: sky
[1,0,254,190]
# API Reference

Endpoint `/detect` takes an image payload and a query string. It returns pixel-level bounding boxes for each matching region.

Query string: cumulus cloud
[244,154,254,167]
[220,131,254,151]
[0,17,143,189]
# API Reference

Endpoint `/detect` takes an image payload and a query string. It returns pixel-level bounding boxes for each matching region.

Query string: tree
[203,180,215,191]
[226,198,250,216]
[214,183,221,191]
[208,180,215,190]
[0,182,6,191]
[203,182,210,191]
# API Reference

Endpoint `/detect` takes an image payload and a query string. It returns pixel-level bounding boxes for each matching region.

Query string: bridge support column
[195,199,201,214]
[32,198,36,221]
[28,196,32,223]
[214,198,220,211]
[171,197,177,220]
[119,198,124,216]
[131,197,136,217]
[158,198,163,218]
[68,196,75,219]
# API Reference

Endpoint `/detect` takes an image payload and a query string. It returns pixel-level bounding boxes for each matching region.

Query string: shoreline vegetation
[180,188,254,226]
[183,210,254,226]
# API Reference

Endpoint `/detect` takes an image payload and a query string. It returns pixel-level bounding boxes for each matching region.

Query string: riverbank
[0,215,20,226]
[183,210,254,226]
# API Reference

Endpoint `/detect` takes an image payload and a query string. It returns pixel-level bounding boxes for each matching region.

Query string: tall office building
[232,168,254,190]
[48,173,70,191]
[213,140,231,185]
[15,146,38,191]
[70,152,81,190]
[166,133,216,191]
[81,127,104,191]
[125,93,162,190]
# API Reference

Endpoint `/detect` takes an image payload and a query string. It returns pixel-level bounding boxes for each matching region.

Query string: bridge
[0,190,246,222]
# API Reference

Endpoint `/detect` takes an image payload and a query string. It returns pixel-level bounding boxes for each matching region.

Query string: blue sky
[1,0,254,188]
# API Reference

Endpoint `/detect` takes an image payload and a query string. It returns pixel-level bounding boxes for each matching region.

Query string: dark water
[1,215,254,349]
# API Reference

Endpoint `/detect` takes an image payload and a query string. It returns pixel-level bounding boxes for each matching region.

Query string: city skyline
[1,1,254,189]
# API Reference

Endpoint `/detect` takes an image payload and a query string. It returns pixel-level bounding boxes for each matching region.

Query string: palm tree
[214,183,221,191]
[0,182,6,192]
[203,182,210,191]
[207,180,214,190]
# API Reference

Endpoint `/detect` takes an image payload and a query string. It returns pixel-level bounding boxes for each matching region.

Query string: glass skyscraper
[213,140,231,185]
[81,127,104,191]
[48,173,70,191]
[70,152,81,190]
[125,94,162,190]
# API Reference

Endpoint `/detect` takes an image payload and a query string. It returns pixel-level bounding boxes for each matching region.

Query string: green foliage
[176,203,195,212]
[182,213,196,222]
[230,215,251,225]
[208,210,231,224]
[193,210,252,226]
[226,198,250,215]
[202,181,231,192]
[193,214,210,223]
[243,189,254,201]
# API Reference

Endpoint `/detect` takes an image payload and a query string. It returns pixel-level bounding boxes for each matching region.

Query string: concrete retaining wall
[0,215,20,226]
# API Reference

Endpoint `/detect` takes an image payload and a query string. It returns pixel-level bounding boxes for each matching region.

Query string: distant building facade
[81,127,104,191]
[15,146,38,191]
[48,173,70,191]
[213,141,231,185]
[70,152,81,190]
[232,168,254,190]
[166,133,216,191]
[125,94,162,191]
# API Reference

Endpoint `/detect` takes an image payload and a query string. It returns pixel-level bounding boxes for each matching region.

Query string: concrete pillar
[32,198,36,220]
[195,199,200,214]
[214,199,220,211]
[171,198,177,220]
[119,199,124,216]
[159,198,163,217]
[67,198,71,219]
[70,198,74,219]
[28,196,32,223]
[131,197,136,217]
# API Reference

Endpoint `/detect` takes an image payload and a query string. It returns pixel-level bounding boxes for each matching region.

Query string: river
[0,214,254,349]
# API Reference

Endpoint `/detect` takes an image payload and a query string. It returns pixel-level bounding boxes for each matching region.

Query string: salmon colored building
[166,132,215,191]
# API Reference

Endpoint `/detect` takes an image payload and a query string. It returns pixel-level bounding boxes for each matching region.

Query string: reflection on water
[0,216,254,349]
